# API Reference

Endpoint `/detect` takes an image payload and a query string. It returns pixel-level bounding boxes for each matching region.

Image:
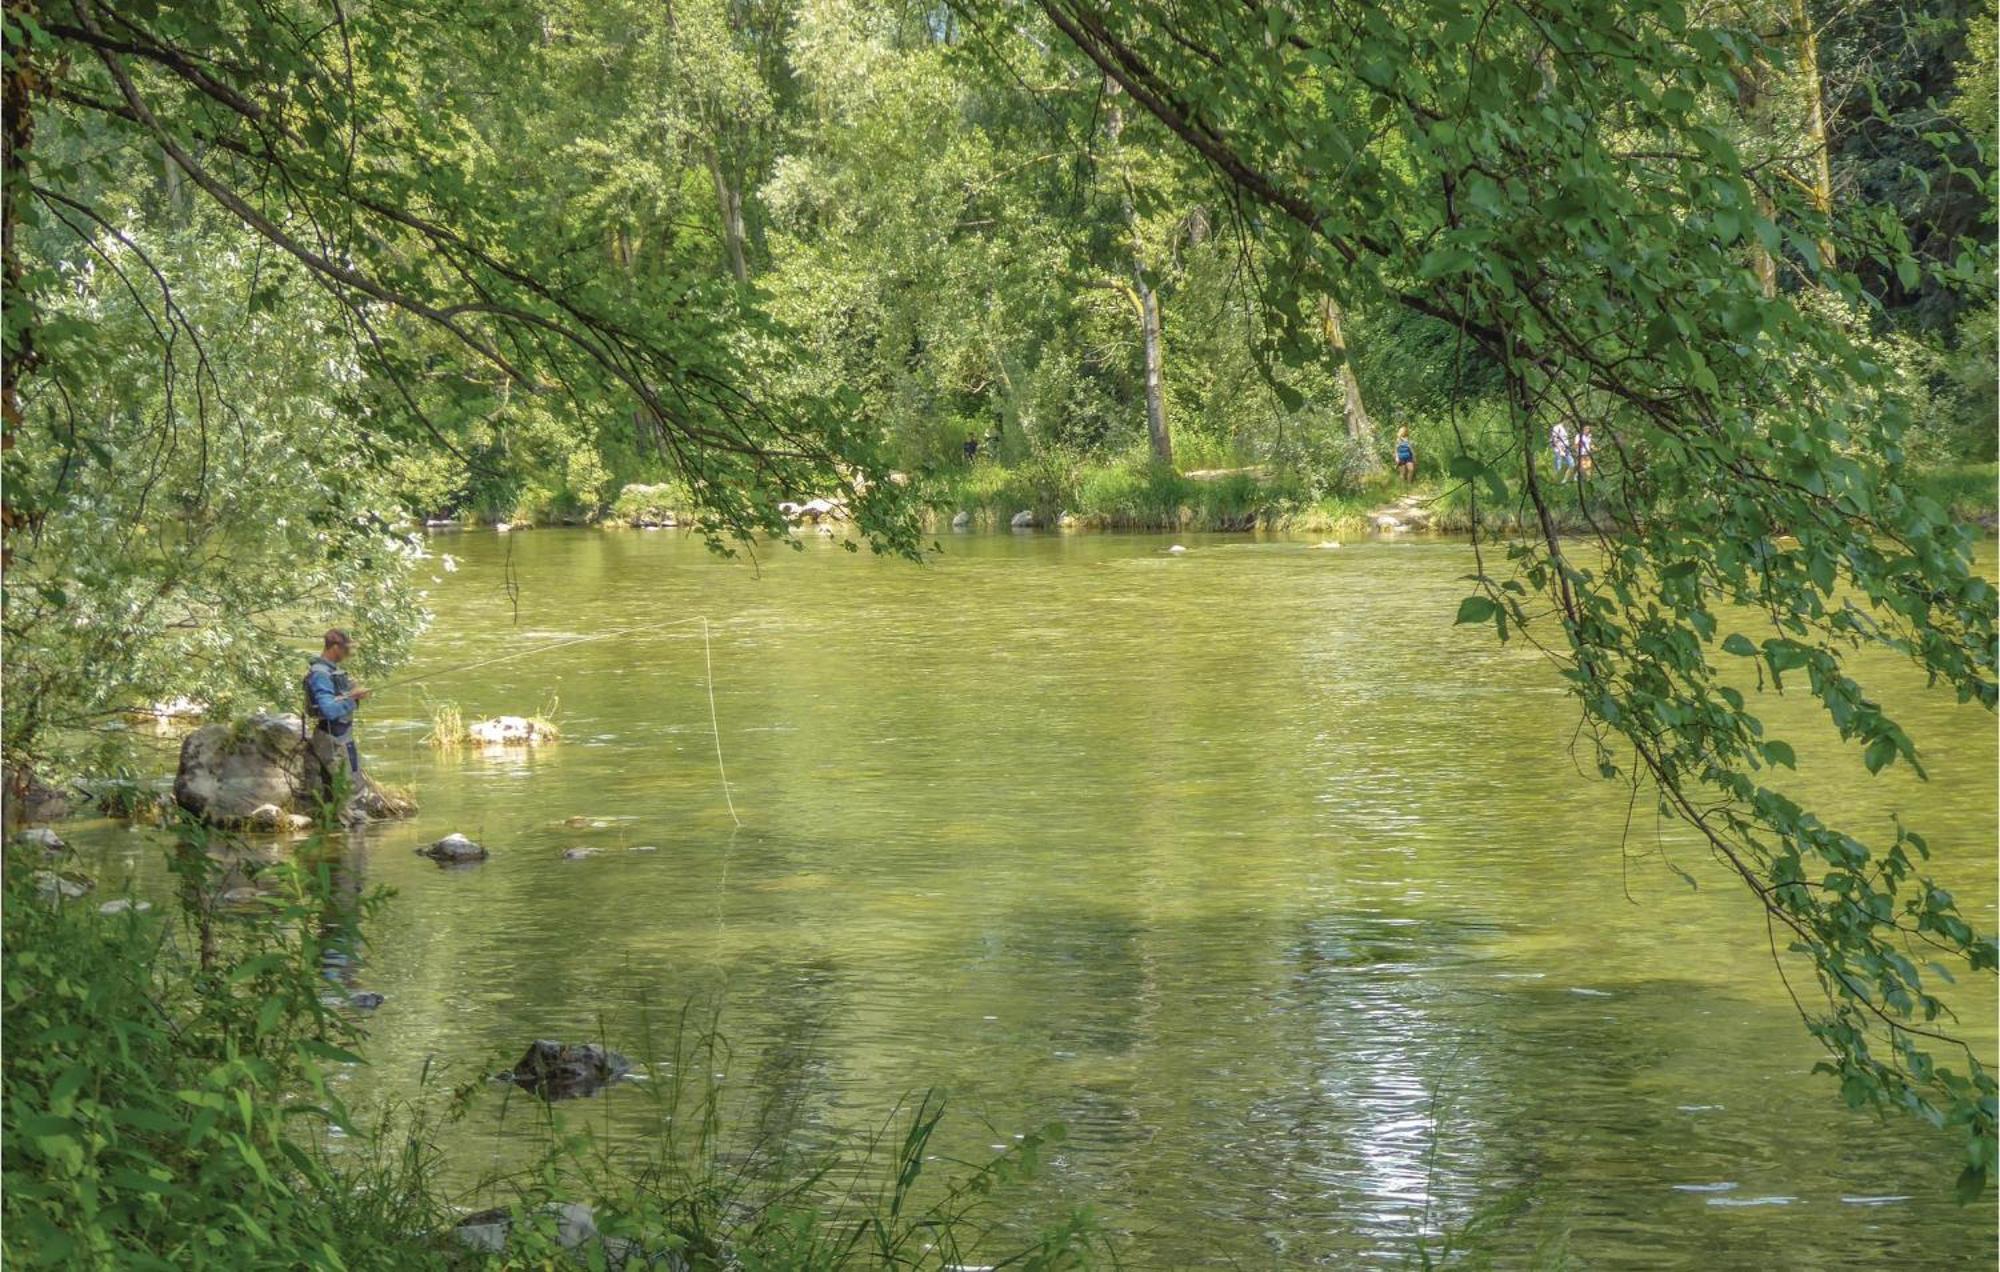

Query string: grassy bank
[430,458,1997,539]
[920,457,2000,538]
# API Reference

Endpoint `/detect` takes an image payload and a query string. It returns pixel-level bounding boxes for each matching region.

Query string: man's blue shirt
[306,662,354,726]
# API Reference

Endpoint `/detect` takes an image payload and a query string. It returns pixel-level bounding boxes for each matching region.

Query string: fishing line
[702,616,741,828]
[366,615,743,825]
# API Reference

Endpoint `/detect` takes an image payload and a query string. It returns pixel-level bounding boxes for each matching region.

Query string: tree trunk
[704,143,749,284]
[1733,55,1780,298]
[1136,271,1171,465]
[1791,0,1835,269]
[1107,88,1171,465]
[2,6,39,568]
[1318,296,1375,448]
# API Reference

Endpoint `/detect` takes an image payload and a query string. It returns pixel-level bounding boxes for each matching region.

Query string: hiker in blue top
[303,628,372,815]
[1394,426,1416,484]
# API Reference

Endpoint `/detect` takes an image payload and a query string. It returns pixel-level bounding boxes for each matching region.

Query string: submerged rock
[351,780,417,820]
[246,803,285,831]
[450,1201,678,1265]
[561,847,600,860]
[504,1040,633,1100]
[419,833,489,864]
[347,991,385,1010]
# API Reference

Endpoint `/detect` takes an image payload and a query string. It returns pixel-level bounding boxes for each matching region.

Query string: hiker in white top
[1550,421,1574,478]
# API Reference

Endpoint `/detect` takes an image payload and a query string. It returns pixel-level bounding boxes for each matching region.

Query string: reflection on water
[72,530,1998,1266]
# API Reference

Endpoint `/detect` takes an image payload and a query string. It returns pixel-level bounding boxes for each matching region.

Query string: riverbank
[919,458,2000,537]
[447,460,1997,539]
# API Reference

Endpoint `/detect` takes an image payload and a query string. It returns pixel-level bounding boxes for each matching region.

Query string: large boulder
[504,1041,632,1099]
[174,715,414,826]
[1009,509,1037,530]
[174,715,305,826]
[3,768,73,826]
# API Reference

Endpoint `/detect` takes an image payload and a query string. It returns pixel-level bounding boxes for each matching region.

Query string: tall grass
[424,701,463,750]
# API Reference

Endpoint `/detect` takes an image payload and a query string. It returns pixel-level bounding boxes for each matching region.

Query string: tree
[1319,296,1375,449]
[1103,81,1172,464]
[995,0,1997,1191]
[3,0,917,555]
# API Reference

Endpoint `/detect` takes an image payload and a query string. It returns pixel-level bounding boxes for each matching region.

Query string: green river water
[75,528,1998,1267]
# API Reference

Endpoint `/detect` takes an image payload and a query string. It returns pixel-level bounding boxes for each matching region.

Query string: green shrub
[608,480,694,527]
[1,825,410,1268]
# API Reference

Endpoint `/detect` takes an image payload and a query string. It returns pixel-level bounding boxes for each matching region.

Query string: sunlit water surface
[75,529,1998,1267]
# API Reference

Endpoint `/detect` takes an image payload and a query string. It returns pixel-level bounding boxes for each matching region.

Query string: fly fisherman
[303,628,373,816]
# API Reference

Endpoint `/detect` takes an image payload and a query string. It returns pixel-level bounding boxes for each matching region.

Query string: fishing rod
[352,616,713,698]
[339,614,742,827]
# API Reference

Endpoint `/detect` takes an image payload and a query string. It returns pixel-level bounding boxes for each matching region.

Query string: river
[74,527,1999,1266]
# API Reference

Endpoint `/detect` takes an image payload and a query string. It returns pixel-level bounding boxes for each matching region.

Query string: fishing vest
[303,655,354,736]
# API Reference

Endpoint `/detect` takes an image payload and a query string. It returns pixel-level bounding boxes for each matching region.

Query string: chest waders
[303,656,362,810]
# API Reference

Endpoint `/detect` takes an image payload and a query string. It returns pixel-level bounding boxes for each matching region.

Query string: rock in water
[99,898,152,915]
[504,1041,632,1099]
[347,991,385,1010]
[174,715,305,825]
[34,870,93,901]
[1167,544,1187,554]
[245,803,286,831]
[3,768,72,824]
[351,778,417,820]
[950,510,972,531]
[561,847,599,860]
[453,1203,608,1258]
[466,716,556,746]
[1009,509,1037,530]
[15,827,66,854]
[419,833,488,864]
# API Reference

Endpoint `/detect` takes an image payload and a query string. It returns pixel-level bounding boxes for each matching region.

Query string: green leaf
[1454,595,1498,625]
[1863,734,1897,774]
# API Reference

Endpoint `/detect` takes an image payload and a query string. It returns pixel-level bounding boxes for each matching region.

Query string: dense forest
[2,0,1995,1264]
[4,1,1993,763]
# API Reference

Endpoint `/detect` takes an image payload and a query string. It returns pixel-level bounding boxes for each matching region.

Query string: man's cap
[324,628,352,649]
